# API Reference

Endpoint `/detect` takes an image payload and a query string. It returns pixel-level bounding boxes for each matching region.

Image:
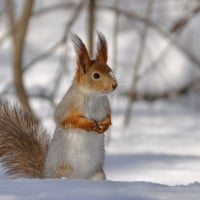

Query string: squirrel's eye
[93,73,100,79]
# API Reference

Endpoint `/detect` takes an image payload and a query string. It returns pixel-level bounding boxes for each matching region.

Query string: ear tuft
[71,34,86,55]
[96,32,107,63]
[71,33,91,74]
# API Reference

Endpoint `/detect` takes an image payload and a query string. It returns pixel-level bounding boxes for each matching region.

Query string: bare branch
[87,0,95,57]
[6,0,35,115]
[170,5,200,33]
[23,0,85,73]
[0,30,11,45]
[46,0,85,102]
[106,0,120,145]
[124,0,154,125]
[0,2,78,45]
[98,4,200,70]
[2,0,85,108]
[112,0,120,74]
[33,3,77,17]
[124,78,200,102]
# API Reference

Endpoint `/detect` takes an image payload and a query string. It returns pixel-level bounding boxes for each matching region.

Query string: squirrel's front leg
[61,114,111,134]
[61,114,98,132]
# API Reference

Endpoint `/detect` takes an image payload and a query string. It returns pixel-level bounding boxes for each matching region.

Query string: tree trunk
[7,0,35,115]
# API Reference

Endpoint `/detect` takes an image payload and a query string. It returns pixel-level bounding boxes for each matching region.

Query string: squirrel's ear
[71,34,91,74]
[96,32,107,63]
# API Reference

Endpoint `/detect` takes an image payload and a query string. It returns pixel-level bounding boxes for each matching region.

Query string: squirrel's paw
[89,120,99,132]
[96,122,109,133]
[97,115,111,133]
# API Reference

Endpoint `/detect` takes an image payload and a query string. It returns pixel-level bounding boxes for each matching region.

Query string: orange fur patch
[56,164,72,178]
[61,113,111,134]
[61,114,96,132]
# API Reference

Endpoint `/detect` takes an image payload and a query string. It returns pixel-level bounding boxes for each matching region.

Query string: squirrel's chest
[83,96,109,121]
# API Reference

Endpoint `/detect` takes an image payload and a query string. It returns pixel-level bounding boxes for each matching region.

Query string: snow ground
[1,179,200,200]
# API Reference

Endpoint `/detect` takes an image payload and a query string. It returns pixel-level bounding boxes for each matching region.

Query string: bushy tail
[0,99,50,178]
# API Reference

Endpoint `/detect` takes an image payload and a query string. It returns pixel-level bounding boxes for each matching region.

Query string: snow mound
[0,179,200,200]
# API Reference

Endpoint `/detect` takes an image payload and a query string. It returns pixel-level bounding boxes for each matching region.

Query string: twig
[23,39,62,72]
[23,0,85,73]
[124,77,200,102]
[49,43,69,101]
[49,0,85,101]
[2,0,85,102]
[170,5,200,33]
[0,3,78,45]
[33,3,77,17]
[0,30,11,45]
[138,41,172,80]
[87,0,95,57]
[124,0,154,125]
[112,0,120,74]
[6,0,35,115]
[97,4,200,70]
[106,0,120,145]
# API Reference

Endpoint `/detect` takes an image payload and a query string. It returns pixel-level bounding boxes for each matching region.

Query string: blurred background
[1,0,200,185]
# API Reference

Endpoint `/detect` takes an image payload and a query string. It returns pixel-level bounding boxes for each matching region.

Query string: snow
[1,179,200,200]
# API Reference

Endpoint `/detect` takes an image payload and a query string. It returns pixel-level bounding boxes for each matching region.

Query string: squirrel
[0,33,118,180]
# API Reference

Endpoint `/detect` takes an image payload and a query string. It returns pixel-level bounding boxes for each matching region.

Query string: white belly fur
[44,127,104,179]
[63,129,104,178]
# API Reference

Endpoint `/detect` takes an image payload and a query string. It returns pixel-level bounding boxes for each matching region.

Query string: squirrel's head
[71,32,118,95]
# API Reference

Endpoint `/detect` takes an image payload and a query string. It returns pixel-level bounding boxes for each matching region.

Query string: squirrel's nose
[112,82,118,90]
